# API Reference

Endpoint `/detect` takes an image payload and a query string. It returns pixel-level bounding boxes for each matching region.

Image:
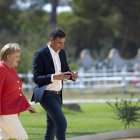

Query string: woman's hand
[27,106,37,113]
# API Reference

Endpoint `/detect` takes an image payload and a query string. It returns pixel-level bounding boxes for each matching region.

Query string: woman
[0,43,36,140]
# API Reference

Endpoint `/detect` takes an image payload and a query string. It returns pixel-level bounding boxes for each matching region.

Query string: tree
[18,0,59,27]
[70,0,140,59]
[50,0,59,27]
[71,0,111,19]
[69,0,113,58]
[0,0,19,32]
[110,0,140,59]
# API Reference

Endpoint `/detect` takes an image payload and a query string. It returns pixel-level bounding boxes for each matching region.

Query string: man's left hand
[71,72,78,81]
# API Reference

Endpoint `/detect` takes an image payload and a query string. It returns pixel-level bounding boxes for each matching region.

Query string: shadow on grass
[28,132,95,140]
[29,132,44,140]
[66,131,96,137]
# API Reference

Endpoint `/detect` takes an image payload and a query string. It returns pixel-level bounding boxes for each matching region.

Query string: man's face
[51,37,65,52]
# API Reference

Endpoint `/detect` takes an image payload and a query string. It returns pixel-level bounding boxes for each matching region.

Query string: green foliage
[1,0,140,72]
[59,1,116,57]
[18,10,49,33]
[71,0,111,19]
[19,0,49,10]
[59,12,114,58]
[0,0,15,10]
[71,0,140,59]
[107,94,140,129]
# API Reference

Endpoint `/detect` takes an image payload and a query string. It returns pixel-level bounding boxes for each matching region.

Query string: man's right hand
[53,72,71,81]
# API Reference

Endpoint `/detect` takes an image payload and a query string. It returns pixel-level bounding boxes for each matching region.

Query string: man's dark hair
[49,27,65,39]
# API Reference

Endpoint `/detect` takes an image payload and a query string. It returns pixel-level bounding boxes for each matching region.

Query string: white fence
[19,70,140,93]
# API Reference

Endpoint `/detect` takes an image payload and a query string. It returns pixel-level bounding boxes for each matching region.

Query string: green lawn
[19,103,140,140]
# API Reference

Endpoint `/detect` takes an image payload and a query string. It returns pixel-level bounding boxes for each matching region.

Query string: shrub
[107,94,140,129]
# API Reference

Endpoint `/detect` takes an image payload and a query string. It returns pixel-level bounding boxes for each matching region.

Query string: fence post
[121,66,127,93]
[27,71,33,93]
[78,68,85,94]
[113,66,117,84]
[103,66,107,85]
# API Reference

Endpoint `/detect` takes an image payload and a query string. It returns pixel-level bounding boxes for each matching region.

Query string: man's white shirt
[46,43,62,91]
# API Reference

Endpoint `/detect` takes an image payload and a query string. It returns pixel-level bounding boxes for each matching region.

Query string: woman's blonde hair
[0,43,20,61]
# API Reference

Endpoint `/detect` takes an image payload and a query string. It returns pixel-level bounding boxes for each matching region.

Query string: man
[31,27,78,140]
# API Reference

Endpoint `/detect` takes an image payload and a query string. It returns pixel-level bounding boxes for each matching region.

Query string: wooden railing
[19,70,140,93]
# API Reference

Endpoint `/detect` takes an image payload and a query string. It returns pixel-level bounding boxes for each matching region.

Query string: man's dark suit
[31,45,70,103]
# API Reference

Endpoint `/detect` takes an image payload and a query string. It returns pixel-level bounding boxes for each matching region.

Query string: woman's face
[7,51,20,68]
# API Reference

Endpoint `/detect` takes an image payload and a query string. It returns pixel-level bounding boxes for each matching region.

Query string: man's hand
[71,72,78,81]
[53,71,71,81]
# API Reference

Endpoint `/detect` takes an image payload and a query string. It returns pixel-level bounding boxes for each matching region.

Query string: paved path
[67,127,140,140]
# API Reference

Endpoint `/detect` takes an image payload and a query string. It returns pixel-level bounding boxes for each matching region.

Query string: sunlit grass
[19,103,140,140]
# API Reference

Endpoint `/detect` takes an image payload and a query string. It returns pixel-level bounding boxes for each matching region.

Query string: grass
[24,85,140,100]
[21,87,140,139]
[62,87,140,100]
[19,102,140,140]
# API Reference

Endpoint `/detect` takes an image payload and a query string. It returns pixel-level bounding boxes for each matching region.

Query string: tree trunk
[50,0,58,28]
[120,19,131,58]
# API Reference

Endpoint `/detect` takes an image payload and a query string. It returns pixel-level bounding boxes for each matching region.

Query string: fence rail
[19,70,140,93]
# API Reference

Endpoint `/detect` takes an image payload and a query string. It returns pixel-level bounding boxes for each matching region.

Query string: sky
[16,0,72,13]
[43,3,72,13]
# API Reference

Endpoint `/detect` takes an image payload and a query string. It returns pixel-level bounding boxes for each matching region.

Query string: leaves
[107,94,140,129]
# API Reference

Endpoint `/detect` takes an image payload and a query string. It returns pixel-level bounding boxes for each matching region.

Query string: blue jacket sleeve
[32,50,52,85]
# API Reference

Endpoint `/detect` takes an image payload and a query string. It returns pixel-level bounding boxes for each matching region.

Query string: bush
[107,94,140,129]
